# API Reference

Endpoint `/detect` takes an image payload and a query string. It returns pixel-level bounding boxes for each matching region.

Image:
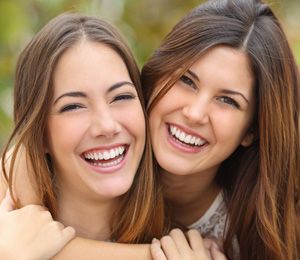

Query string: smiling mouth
[168,125,207,147]
[82,145,128,167]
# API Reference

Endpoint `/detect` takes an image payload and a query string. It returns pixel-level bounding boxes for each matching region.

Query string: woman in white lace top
[141,0,300,259]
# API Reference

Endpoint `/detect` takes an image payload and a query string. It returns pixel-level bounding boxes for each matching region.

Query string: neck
[162,167,221,227]
[56,188,118,241]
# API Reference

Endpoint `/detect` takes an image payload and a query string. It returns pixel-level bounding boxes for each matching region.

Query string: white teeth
[191,136,196,144]
[93,156,123,167]
[169,125,206,146]
[110,149,115,158]
[184,135,191,143]
[179,132,185,141]
[171,126,176,135]
[84,146,126,161]
[103,151,110,160]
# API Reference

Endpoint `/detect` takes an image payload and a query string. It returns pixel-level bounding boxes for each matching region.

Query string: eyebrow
[220,89,249,104]
[187,69,200,81]
[187,69,249,104]
[53,81,134,104]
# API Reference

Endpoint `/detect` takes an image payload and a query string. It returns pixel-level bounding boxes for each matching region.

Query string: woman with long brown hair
[0,12,165,259]
[142,0,300,258]
[1,0,299,259]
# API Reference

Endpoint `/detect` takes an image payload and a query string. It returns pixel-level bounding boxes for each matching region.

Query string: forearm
[0,145,40,205]
[53,237,152,260]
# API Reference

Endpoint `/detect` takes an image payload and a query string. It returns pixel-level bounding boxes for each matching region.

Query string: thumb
[0,189,15,213]
[61,226,76,244]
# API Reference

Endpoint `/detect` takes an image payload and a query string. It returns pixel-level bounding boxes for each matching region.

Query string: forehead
[52,41,131,95]
[188,46,254,92]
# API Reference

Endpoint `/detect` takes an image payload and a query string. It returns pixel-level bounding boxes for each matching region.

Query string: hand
[150,229,227,260]
[203,238,227,260]
[0,190,75,260]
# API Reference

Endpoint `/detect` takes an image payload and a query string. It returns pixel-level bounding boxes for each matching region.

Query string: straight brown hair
[142,0,300,259]
[1,13,165,243]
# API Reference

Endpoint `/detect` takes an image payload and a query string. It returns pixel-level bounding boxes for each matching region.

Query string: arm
[1,147,152,260]
[0,145,40,205]
[0,191,75,260]
[53,239,152,260]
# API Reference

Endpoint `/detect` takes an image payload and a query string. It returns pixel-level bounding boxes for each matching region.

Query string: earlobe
[44,145,49,154]
[241,131,255,147]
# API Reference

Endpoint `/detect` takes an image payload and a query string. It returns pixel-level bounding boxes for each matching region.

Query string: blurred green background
[1,0,300,149]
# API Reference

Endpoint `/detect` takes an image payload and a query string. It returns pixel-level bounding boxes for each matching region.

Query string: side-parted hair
[1,13,165,243]
[142,0,300,259]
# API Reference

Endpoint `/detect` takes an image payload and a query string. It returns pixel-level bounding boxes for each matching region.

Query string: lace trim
[188,191,227,239]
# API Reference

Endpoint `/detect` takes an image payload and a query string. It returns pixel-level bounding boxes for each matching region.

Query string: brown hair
[1,13,164,243]
[142,0,300,259]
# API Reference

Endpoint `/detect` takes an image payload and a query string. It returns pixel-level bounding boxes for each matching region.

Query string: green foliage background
[0,0,299,148]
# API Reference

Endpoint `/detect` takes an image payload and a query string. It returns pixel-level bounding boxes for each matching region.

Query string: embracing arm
[1,146,152,260]
[53,239,151,260]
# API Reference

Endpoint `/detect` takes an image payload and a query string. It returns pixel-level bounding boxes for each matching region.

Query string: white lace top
[188,192,227,239]
[188,192,240,258]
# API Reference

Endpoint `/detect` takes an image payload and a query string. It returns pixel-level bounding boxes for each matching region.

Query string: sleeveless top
[188,192,227,239]
[188,192,240,258]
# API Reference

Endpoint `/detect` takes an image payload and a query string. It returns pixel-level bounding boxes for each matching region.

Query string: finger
[188,230,212,259]
[60,226,76,245]
[210,243,227,260]
[169,229,191,255]
[160,235,180,260]
[0,190,15,213]
[187,229,205,251]
[203,238,213,250]
[40,210,54,221]
[150,238,167,260]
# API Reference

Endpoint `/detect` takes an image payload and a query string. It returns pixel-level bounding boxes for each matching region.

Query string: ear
[43,132,50,153]
[240,129,255,147]
[43,141,49,153]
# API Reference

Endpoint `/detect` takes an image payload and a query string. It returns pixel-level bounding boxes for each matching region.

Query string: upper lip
[167,123,208,142]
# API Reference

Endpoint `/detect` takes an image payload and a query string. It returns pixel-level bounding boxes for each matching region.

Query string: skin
[46,40,145,241]
[0,39,147,259]
[0,45,254,259]
[0,191,75,260]
[151,229,227,260]
[152,46,255,227]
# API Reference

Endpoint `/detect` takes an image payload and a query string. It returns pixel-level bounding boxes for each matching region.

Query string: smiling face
[46,41,145,201]
[149,46,256,177]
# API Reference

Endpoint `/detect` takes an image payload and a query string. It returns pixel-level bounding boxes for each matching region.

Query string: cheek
[212,111,251,145]
[118,103,146,143]
[46,116,88,153]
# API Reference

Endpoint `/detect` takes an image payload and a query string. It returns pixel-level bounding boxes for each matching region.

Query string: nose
[182,96,210,124]
[89,106,121,138]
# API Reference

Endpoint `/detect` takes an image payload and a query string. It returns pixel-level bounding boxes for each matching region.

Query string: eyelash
[217,96,240,109]
[112,94,136,102]
[180,75,197,90]
[180,75,241,109]
[59,104,84,113]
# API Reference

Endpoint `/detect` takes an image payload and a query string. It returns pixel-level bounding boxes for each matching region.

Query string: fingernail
[152,238,158,243]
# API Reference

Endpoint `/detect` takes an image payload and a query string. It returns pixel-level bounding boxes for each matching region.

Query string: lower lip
[82,149,128,174]
[165,125,207,154]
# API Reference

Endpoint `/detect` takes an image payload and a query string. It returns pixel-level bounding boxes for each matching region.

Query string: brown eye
[111,94,136,103]
[217,96,240,109]
[179,75,197,90]
[60,104,83,113]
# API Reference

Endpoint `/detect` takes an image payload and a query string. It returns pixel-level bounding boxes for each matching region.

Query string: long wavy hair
[142,0,300,259]
[1,13,165,243]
